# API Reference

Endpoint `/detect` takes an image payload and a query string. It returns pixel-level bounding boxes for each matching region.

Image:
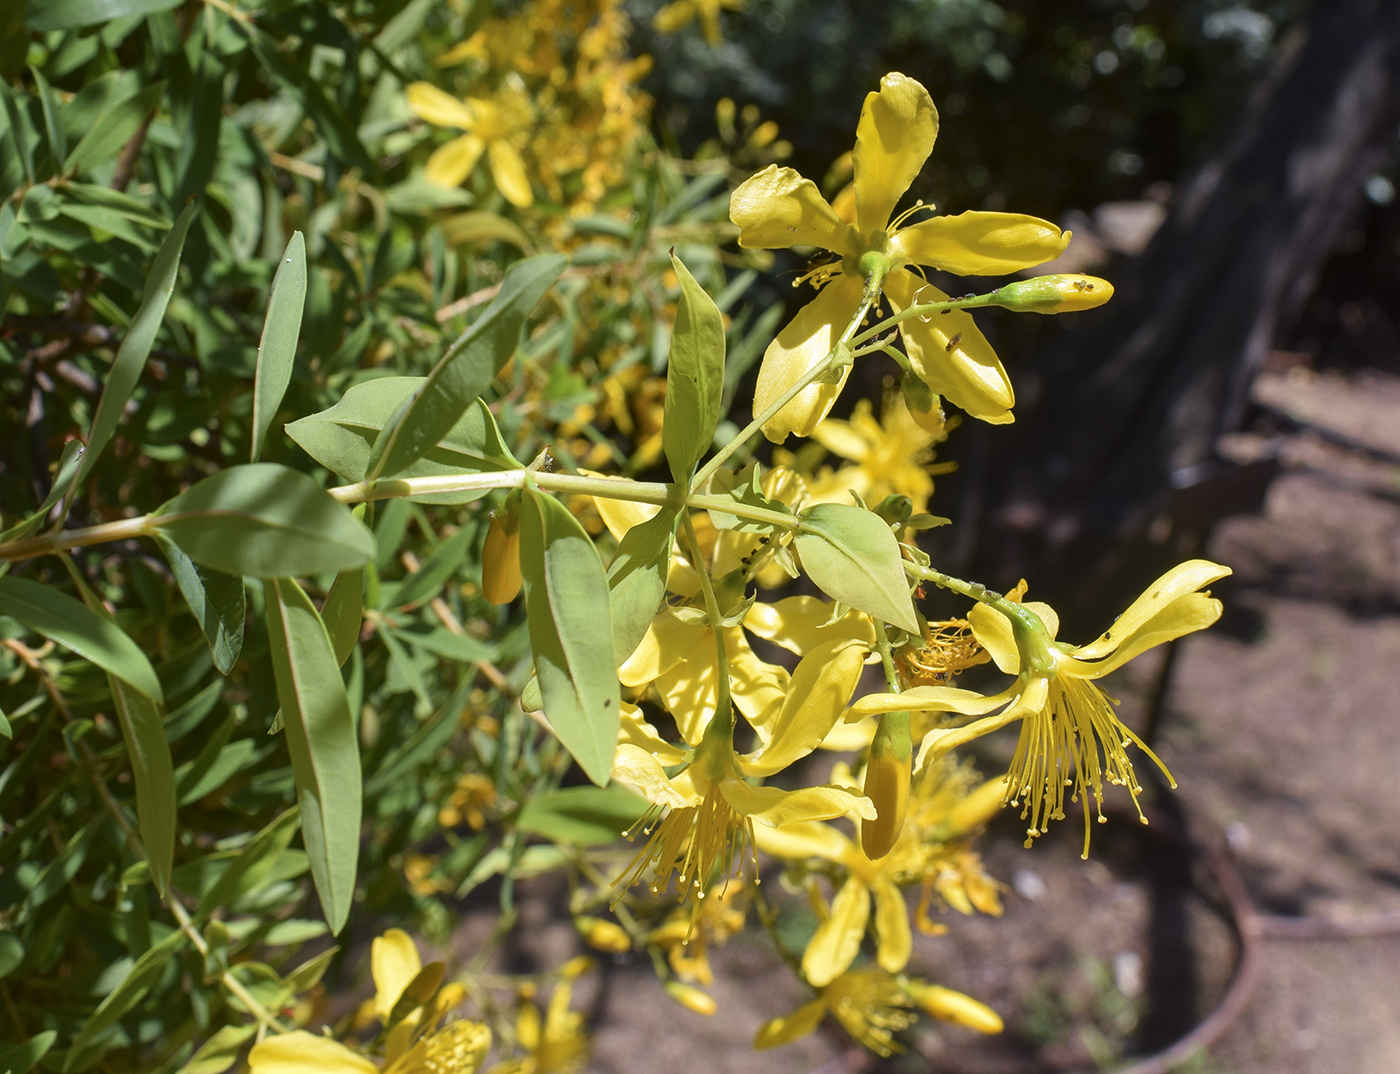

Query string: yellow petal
[912,681,1046,773]
[892,211,1069,276]
[754,272,864,442]
[743,596,874,655]
[850,684,1003,717]
[1068,592,1223,679]
[755,999,828,1049]
[819,715,879,751]
[720,778,876,825]
[752,819,855,863]
[852,73,938,238]
[587,481,661,542]
[652,650,721,745]
[884,271,1013,424]
[406,83,476,129]
[729,164,852,252]
[248,1032,378,1074]
[424,134,485,189]
[742,639,867,775]
[810,410,873,463]
[803,877,870,986]
[611,744,695,808]
[728,629,790,731]
[372,929,422,1021]
[618,701,687,766]
[618,613,706,687]
[1073,559,1232,660]
[487,139,533,208]
[872,878,912,973]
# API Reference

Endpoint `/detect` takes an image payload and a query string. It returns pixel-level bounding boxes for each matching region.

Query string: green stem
[905,562,1057,676]
[692,287,877,490]
[0,515,154,562]
[681,512,731,726]
[848,288,1006,349]
[871,619,902,694]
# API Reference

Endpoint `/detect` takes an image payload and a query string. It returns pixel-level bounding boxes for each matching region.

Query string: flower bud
[575,916,631,953]
[990,274,1114,314]
[861,710,911,860]
[903,981,1003,1034]
[899,374,946,435]
[481,497,522,604]
[664,981,717,1016]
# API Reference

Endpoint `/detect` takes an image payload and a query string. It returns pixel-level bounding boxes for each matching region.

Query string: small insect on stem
[945,332,963,352]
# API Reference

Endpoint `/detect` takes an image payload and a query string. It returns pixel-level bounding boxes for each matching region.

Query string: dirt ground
[576,366,1400,1074]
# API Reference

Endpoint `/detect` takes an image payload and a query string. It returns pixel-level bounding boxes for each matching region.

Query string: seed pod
[861,709,912,860]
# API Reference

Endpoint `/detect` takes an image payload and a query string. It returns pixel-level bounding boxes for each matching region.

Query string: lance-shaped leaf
[156,534,245,676]
[0,1031,56,1074]
[367,253,566,481]
[68,200,195,496]
[320,567,363,667]
[25,0,181,33]
[606,505,679,666]
[517,785,649,846]
[265,579,360,934]
[65,929,185,1065]
[793,503,919,634]
[0,576,163,703]
[109,679,176,895]
[155,463,375,578]
[662,253,725,485]
[519,484,619,786]
[251,231,307,463]
[194,807,302,920]
[0,439,84,544]
[287,378,520,502]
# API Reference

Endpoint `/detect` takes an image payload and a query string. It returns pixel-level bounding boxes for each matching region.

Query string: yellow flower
[755,969,915,1056]
[646,877,748,986]
[487,976,589,1074]
[249,931,487,1074]
[730,72,1070,439]
[853,560,1232,856]
[755,968,999,1055]
[653,0,744,46]
[803,390,955,514]
[406,82,535,208]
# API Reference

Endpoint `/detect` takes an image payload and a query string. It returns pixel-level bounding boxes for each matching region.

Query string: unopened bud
[899,375,946,435]
[943,776,1010,838]
[664,981,717,1016]
[904,981,1003,1034]
[861,710,911,860]
[990,274,1113,314]
[481,497,522,604]
[575,916,631,953]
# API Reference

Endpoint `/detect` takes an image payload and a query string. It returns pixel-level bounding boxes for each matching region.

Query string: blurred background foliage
[3,0,1389,1070]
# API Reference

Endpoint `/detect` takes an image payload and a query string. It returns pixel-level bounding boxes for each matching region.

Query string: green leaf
[0,1030,56,1074]
[30,65,66,169]
[0,439,84,544]
[174,1023,255,1074]
[517,786,648,846]
[22,817,105,917]
[389,523,476,610]
[439,210,536,252]
[25,0,179,32]
[193,808,301,920]
[662,253,725,485]
[286,378,520,503]
[519,485,619,786]
[65,929,185,1065]
[793,504,919,634]
[241,30,373,172]
[606,505,678,665]
[321,568,363,668]
[70,200,195,495]
[109,679,175,895]
[367,254,566,481]
[0,83,34,185]
[265,579,361,934]
[395,626,496,664]
[250,231,307,463]
[63,81,165,175]
[155,463,375,578]
[156,534,245,676]
[0,577,163,702]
